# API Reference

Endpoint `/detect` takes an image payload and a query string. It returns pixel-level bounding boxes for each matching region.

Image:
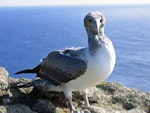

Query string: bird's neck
[88,34,104,55]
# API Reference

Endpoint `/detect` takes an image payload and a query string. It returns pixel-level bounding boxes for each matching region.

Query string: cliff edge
[0,67,149,113]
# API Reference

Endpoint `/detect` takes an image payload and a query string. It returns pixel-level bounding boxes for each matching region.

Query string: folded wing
[39,51,87,86]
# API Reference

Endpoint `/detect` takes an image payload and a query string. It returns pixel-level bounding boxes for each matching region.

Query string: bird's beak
[95,19,100,34]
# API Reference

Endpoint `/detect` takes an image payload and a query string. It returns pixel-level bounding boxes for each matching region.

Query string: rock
[0,67,149,113]
[31,99,56,113]
[56,107,65,113]
[0,67,9,96]
[87,106,147,113]
[127,108,147,113]
[0,104,37,113]
[88,106,117,113]
[2,77,33,105]
[73,82,150,113]
[95,82,150,113]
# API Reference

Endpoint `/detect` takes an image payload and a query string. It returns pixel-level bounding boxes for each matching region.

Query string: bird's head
[84,11,105,36]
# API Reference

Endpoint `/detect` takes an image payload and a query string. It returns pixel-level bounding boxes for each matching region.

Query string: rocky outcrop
[0,67,9,97]
[0,104,37,113]
[0,67,150,113]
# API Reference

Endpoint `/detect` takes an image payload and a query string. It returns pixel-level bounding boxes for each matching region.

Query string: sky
[0,0,150,6]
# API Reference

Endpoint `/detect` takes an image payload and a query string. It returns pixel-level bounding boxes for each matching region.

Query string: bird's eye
[100,18,103,23]
[88,19,92,22]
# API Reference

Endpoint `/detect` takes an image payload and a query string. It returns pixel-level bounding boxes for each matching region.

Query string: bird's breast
[91,43,116,77]
[65,44,116,91]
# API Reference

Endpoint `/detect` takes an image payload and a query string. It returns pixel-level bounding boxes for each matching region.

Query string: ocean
[0,5,150,92]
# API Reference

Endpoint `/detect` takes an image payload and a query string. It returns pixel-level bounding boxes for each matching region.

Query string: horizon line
[0,3,150,7]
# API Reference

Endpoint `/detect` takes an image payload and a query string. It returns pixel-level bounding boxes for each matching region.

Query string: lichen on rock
[0,67,9,96]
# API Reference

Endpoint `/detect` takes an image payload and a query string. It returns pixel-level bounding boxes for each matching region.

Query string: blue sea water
[0,5,150,92]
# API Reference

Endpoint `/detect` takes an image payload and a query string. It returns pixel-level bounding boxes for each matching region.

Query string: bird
[15,11,116,112]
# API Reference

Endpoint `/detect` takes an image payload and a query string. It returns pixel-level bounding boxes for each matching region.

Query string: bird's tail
[11,79,48,88]
[15,65,41,74]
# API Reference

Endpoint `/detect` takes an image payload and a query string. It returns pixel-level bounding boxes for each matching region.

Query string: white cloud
[0,0,150,6]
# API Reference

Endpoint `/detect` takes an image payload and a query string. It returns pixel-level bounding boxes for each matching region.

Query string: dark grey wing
[38,51,87,86]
